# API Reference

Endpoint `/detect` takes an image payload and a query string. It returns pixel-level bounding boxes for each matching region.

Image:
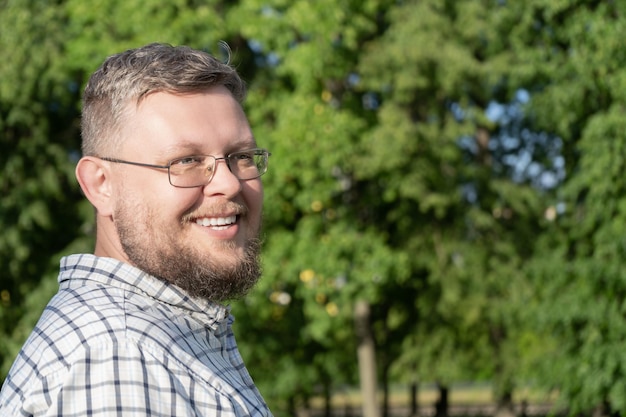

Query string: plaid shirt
[0,254,272,417]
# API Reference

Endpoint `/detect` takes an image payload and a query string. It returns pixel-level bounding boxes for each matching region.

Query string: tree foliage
[1,0,626,416]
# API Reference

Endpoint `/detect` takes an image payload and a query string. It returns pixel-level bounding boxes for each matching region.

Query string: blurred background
[1,1,625,416]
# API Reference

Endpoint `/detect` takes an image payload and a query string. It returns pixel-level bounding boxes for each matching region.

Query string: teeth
[195,216,237,227]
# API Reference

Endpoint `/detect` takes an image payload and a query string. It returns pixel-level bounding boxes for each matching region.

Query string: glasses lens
[168,155,216,187]
[166,149,269,188]
[228,149,268,180]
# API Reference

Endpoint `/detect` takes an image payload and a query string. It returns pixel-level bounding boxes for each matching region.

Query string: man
[0,43,273,416]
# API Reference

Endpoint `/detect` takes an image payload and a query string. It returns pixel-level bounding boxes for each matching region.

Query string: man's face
[110,86,264,301]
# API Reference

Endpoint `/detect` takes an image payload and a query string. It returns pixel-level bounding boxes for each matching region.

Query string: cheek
[125,181,201,219]
[244,181,264,216]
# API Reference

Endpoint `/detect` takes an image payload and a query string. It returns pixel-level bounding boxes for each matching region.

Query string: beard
[114,201,262,303]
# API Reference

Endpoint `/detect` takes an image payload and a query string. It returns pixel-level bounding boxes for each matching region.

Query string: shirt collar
[59,254,231,330]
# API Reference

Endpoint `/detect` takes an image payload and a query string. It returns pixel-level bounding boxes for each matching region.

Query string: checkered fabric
[0,254,272,416]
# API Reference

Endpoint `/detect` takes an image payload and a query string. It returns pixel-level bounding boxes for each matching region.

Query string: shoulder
[7,279,217,379]
[8,282,131,378]
[0,283,191,415]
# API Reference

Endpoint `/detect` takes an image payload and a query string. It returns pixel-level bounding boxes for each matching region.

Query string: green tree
[0,0,86,375]
[5,1,626,416]
[354,1,549,413]
[514,0,626,414]
[230,1,412,413]
[232,1,550,415]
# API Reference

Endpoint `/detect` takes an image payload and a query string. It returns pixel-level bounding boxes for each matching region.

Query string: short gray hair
[80,43,246,156]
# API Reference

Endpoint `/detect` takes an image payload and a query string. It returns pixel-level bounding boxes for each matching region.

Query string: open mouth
[195,215,237,230]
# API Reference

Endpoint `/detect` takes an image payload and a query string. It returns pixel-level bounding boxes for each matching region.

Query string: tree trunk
[491,324,515,417]
[294,396,312,417]
[409,379,419,417]
[494,391,515,417]
[354,300,380,417]
[434,383,449,417]
[382,361,389,417]
[323,381,331,417]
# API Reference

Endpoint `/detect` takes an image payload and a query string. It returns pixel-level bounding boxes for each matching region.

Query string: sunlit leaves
[3,0,626,414]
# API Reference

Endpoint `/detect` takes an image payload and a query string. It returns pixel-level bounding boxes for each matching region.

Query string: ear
[75,156,115,217]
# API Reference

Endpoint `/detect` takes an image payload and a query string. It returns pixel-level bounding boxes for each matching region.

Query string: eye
[233,152,253,160]
[171,156,205,166]
[230,150,256,164]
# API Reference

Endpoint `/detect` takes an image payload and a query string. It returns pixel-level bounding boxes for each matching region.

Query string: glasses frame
[100,148,270,188]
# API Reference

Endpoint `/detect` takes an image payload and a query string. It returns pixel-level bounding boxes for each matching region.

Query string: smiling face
[95,86,264,301]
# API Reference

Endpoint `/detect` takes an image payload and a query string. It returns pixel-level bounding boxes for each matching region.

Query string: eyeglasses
[101,148,270,188]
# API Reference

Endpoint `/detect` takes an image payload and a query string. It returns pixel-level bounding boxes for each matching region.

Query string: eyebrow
[158,138,258,159]
[159,141,202,156]
[225,138,258,152]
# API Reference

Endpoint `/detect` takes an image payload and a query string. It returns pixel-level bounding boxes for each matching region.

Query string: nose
[204,157,231,181]
[203,158,242,197]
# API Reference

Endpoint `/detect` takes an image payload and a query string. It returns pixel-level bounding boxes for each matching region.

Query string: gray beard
[121,232,262,302]
[115,211,262,302]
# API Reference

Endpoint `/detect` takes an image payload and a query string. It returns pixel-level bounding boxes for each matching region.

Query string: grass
[309,383,557,409]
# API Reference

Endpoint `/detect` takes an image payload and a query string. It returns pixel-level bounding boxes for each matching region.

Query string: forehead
[121,88,254,156]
